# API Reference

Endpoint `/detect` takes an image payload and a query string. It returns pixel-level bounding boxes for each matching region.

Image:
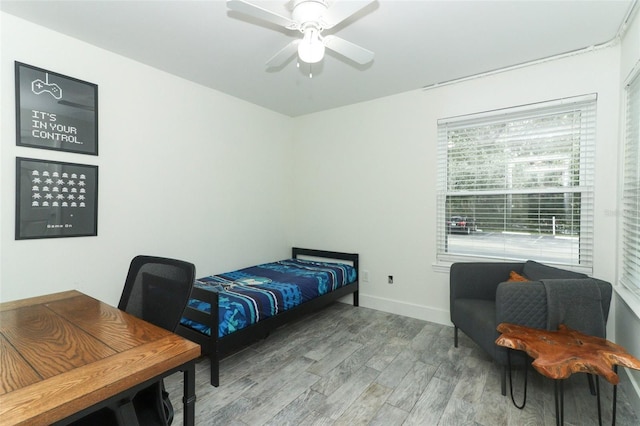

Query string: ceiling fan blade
[227,0,297,29]
[323,35,374,65]
[321,0,375,29]
[266,40,300,68]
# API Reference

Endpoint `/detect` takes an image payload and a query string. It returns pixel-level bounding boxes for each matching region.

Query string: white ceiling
[1,0,635,117]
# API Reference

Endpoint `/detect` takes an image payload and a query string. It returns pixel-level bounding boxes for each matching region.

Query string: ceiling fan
[227,0,375,69]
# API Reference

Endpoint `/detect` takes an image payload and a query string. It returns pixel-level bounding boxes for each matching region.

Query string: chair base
[454,325,507,395]
[454,326,458,347]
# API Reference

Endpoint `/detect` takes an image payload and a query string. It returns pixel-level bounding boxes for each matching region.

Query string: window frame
[436,94,597,273]
[619,63,640,305]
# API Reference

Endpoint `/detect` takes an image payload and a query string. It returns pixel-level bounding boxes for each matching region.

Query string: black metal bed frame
[175,247,360,387]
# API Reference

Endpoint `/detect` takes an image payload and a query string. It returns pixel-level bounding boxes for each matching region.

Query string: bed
[176,247,359,386]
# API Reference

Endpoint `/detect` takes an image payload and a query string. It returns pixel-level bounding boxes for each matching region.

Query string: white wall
[0,13,294,305]
[291,46,622,325]
[616,3,640,413]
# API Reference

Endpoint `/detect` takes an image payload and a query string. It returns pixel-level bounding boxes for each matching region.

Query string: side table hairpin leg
[594,367,620,426]
[595,375,602,426]
[612,365,618,426]
[551,370,622,426]
[596,365,620,426]
[554,379,564,426]
[555,375,604,426]
[507,349,528,409]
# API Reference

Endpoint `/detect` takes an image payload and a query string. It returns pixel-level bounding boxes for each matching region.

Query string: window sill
[433,254,593,276]
[432,261,452,274]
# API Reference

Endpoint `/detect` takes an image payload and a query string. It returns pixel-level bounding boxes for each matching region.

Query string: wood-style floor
[164,303,639,425]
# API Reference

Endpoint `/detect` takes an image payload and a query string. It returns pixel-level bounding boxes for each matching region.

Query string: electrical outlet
[362,270,370,282]
[388,275,394,284]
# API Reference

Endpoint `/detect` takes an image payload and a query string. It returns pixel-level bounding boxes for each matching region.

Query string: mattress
[180,258,357,338]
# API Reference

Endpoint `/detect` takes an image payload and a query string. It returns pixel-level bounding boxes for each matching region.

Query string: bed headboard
[291,247,359,276]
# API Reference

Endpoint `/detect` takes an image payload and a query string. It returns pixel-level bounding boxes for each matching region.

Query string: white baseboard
[339,293,451,326]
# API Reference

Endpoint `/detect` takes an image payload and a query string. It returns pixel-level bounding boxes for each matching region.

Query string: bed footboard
[176,285,220,382]
[176,247,359,387]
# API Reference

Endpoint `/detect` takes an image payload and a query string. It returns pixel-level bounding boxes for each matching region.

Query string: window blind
[621,70,640,296]
[437,94,596,270]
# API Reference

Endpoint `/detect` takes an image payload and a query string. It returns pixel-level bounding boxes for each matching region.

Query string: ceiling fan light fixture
[298,27,324,64]
[228,0,375,69]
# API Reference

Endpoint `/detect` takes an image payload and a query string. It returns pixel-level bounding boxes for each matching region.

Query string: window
[437,95,596,270]
[621,68,640,297]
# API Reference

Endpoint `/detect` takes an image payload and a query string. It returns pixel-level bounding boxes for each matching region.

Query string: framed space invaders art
[16,157,98,240]
[15,61,98,155]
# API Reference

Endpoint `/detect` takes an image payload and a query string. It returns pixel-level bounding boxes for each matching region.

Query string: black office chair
[72,256,195,426]
[119,255,196,332]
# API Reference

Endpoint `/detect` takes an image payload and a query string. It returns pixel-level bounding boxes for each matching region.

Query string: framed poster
[15,62,98,155]
[16,157,98,240]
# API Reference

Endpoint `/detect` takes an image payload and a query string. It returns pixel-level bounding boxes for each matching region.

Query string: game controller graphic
[31,73,62,99]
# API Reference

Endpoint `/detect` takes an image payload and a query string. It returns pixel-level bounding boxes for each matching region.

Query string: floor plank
[165,303,640,425]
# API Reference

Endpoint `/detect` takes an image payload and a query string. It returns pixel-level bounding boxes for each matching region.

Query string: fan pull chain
[295,61,314,78]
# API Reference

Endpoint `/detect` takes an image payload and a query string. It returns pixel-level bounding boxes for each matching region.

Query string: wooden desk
[0,290,201,426]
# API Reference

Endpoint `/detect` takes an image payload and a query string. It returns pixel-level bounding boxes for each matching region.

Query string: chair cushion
[523,260,587,281]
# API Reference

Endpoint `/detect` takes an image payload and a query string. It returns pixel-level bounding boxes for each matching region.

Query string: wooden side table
[496,323,640,426]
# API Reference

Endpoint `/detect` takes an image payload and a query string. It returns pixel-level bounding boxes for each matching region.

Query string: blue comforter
[180,258,357,338]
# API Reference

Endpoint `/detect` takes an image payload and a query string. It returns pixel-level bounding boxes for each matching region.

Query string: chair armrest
[496,281,548,329]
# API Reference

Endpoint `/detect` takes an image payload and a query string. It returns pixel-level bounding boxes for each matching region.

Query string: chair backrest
[118,255,195,332]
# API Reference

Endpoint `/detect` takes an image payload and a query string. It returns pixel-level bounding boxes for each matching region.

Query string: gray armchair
[450,260,612,395]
